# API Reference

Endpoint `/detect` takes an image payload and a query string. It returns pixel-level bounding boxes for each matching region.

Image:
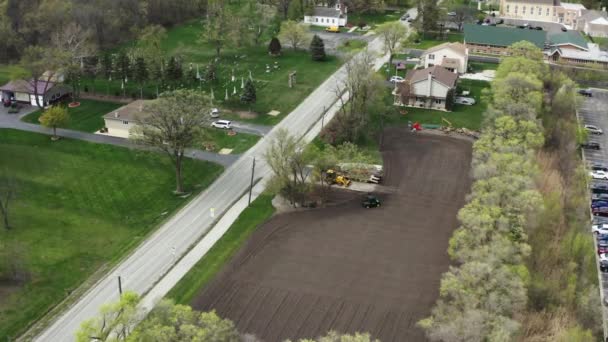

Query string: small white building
[419,42,469,74]
[393,66,458,111]
[101,100,150,138]
[577,10,608,37]
[304,3,348,27]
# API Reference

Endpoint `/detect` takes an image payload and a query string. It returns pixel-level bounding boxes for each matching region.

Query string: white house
[577,10,608,37]
[304,2,347,27]
[0,79,71,107]
[419,42,469,74]
[101,100,150,138]
[393,66,458,111]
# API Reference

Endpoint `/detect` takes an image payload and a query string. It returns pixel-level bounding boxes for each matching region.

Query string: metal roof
[463,24,546,49]
[548,31,589,50]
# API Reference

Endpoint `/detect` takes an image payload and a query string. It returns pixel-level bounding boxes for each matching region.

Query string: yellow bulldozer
[325,169,351,187]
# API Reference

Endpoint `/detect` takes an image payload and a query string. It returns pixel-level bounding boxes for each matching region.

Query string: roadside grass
[348,9,404,27]
[196,128,260,154]
[404,32,464,49]
[378,62,409,81]
[21,99,123,132]
[167,193,276,305]
[379,78,488,131]
[0,65,26,85]
[80,21,343,126]
[468,61,499,71]
[0,129,223,339]
[337,39,368,53]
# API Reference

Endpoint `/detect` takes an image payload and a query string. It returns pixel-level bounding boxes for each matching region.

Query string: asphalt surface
[192,130,473,342]
[577,88,608,338]
[31,24,391,342]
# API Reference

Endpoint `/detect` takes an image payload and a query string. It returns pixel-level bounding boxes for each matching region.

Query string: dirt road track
[192,128,472,341]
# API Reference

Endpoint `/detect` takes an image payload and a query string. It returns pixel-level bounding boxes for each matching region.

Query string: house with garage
[0,79,71,107]
[393,66,458,111]
[304,2,348,27]
[576,9,608,37]
[463,24,546,55]
[101,100,150,138]
[419,42,469,74]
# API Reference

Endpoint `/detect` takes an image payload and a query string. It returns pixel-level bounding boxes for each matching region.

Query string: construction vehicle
[325,169,351,187]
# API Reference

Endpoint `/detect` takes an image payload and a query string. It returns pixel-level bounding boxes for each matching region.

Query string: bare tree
[0,173,17,230]
[19,46,67,108]
[131,89,213,194]
[449,5,475,32]
[376,21,407,62]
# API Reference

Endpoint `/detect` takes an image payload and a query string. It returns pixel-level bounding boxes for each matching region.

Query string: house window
[315,18,318,22]
[122,121,129,125]
[538,7,541,15]
[434,99,442,104]
[522,6,526,14]
[333,19,335,23]
[515,6,518,14]
[507,5,510,12]
[546,8,549,15]
[428,54,435,60]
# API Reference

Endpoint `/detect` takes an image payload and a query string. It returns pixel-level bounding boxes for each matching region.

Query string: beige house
[393,66,458,111]
[419,42,469,74]
[576,10,608,37]
[499,0,585,27]
[101,100,150,138]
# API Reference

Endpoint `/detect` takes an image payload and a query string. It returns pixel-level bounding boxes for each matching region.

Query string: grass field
[468,61,499,72]
[337,39,368,53]
[21,99,123,132]
[381,78,488,131]
[0,65,26,85]
[167,193,275,305]
[348,9,405,27]
[0,129,223,339]
[404,32,464,50]
[197,128,260,154]
[81,21,343,125]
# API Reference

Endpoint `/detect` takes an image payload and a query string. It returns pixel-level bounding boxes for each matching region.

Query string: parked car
[594,206,608,216]
[211,120,232,129]
[594,216,608,224]
[601,259,608,272]
[390,75,405,83]
[599,246,608,255]
[593,193,608,201]
[581,142,600,150]
[534,26,543,30]
[592,224,608,234]
[592,201,608,208]
[447,11,456,16]
[400,13,410,20]
[578,89,593,97]
[597,233,608,241]
[210,108,220,118]
[455,97,476,105]
[591,163,608,172]
[407,17,414,22]
[561,27,568,32]
[325,26,340,33]
[598,239,608,248]
[585,124,602,135]
[592,184,608,194]
[590,170,608,180]
[362,194,381,208]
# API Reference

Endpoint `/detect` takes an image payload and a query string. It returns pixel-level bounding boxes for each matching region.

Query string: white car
[210,108,220,118]
[585,124,603,135]
[211,120,232,129]
[600,253,608,262]
[447,12,457,16]
[590,170,608,180]
[455,97,476,105]
[390,76,405,83]
[593,224,608,235]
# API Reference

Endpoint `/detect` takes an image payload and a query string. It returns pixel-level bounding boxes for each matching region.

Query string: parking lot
[577,88,608,335]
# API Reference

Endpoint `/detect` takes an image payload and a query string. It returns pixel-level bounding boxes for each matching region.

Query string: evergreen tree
[310,34,326,61]
[166,56,182,82]
[421,0,439,38]
[205,62,218,82]
[268,37,282,56]
[101,53,113,80]
[134,57,148,98]
[117,51,131,82]
[240,79,256,105]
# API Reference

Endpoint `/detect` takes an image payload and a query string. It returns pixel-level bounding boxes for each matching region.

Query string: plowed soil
[191,128,473,341]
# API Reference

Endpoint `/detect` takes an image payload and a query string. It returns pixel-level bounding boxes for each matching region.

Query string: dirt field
[191,128,473,341]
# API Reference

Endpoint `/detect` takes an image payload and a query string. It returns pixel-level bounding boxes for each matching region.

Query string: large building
[419,42,469,74]
[463,24,546,55]
[304,2,347,27]
[393,66,458,111]
[499,0,585,27]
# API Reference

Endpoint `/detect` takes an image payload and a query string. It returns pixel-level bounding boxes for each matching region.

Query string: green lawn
[0,129,223,339]
[196,128,260,154]
[0,65,26,85]
[81,21,343,126]
[348,9,405,27]
[381,78,488,131]
[404,32,464,49]
[593,37,608,50]
[167,193,275,305]
[337,39,368,53]
[468,61,499,72]
[379,62,409,81]
[21,99,123,133]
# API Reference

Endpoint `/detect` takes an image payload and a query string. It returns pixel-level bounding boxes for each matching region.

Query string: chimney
[427,71,433,97]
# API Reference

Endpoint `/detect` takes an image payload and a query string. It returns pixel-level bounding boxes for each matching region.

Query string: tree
[205,61,218,83]
[202,0,230,57]
[240,79,257,105]
[0,173,17,230]
[132,90,213,194]
[133,57,148,98]
[448,5,475,32]
[376,21,407,62]
[101,53,113,80]
[506,40,544,61]
[39,106,69,140]
[420,0,439,38]
[165,56,182,82]
[268,37,282,56]
[76,291,141,342]
[241,0,277,46]
[278,20,311,50]
[116,51,131,83]
[18,46,66,108]
[128,299,240,342]
[292,331,380,342]
[310,34,326,61]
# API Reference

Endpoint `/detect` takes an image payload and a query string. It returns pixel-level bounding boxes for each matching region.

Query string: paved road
[31,26,390,342]
[576,88,608,340]
[0,107,239,167]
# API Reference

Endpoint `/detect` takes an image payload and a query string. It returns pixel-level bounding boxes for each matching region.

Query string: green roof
[548,31,589,50]
[463,24,546,49]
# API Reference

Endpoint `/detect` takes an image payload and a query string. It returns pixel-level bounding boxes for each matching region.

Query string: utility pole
[321,105,327,129]
[117,276,123,296]
[248,157,256,206]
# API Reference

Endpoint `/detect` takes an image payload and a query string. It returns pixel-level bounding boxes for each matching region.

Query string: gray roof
[580,9,608,22]
[103,100,151,122]
[311,7,344,18]
[405,66,458,88]
[503,0,560,5]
